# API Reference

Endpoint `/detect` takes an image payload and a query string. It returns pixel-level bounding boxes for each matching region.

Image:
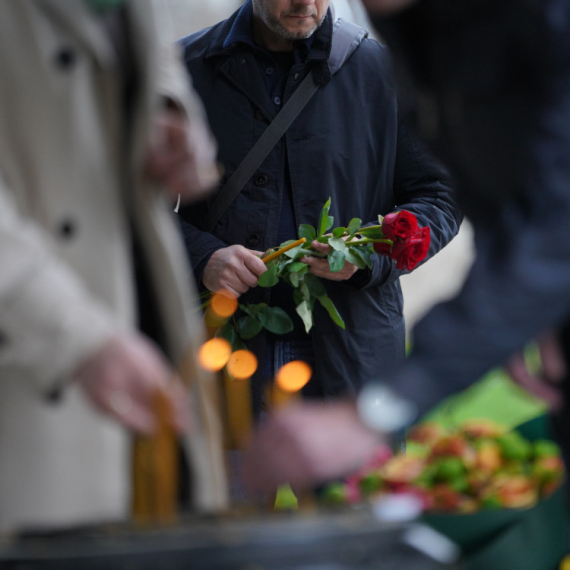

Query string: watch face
[357,384,417,433]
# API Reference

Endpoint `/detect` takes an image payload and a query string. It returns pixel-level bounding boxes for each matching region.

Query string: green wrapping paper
[421,416,569,570]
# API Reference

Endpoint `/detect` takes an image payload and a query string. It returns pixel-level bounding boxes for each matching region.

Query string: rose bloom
[381,210,419,241]
[391,226,431,270]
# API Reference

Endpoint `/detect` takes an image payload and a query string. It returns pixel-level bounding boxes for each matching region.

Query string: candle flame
[226,349,258,380]
[276,360,312,393]
[210,290,238,318]
[198,338,232,372]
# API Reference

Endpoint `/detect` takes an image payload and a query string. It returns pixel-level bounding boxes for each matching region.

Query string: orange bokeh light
[226,350,258,380]
[276,360,312,393]
[198,338,232,372]
[210,291,238,318]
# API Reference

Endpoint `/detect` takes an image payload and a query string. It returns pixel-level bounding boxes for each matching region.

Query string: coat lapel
[219,51,277,120]
[39,0,117,68]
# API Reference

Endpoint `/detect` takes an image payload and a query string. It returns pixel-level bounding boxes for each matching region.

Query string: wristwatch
[356,383,418,434]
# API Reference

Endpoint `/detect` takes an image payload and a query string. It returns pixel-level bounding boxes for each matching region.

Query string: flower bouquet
[209,198,430,349]
[322,415,569,570]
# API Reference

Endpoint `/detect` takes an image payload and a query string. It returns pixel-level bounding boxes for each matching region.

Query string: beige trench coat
[0,0,226,533]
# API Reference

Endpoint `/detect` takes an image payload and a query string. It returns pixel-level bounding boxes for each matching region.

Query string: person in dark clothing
[368,0,570,470]
[240,0,570,495]
[177,0,461,417]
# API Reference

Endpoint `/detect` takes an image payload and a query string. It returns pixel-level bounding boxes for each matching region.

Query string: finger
[310,240,331,254]
[234,266,260,289]
[218,270,251,294]
[507,355,563,410]
[244,254,268,277]
[167,378,192,434]
[540,334,567,383]
[521,375,563,410]
[105,397,156,435]
[217,284,242,299]
[305,258,342,280]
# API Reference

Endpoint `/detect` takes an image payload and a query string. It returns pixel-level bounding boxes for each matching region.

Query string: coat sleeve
[360,119,463,291]
[389,68,570,418]
[0,178,119,396]
[176,212,228,290]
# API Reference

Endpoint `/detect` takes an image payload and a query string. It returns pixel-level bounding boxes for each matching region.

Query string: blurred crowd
[1,0,570,549]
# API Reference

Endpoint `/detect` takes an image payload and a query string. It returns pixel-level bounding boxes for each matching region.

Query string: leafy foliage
[211,198,396,350]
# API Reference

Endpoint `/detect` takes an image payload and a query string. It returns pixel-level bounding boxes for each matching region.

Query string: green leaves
[347,217,362,236]
[359,226,384,240]
[299,224,316,242]
[257,306,294,334]
[328,250,345,272]
[328,237,346,252]
[317,296,345,329]
[206,198,376,344]
[317,197,334,238]
[296,301,313,334]
[235,315,263,339]
[257,264,279,287]
[238,303,293,337]
[305,273,326,297]
[351,243,374,269]
[345,248,367,270]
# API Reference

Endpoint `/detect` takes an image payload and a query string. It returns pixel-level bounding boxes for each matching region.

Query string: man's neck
[252,16,294,52]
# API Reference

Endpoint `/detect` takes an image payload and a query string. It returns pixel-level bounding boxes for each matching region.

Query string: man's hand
[203,245,266,298]
[301,240,359,281]
[74,333,191,434]
[242,401,383,495]
[505,331,566,411]
[145,107,219,204]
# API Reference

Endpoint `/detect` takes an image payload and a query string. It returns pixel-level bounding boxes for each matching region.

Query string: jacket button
[294,73,300,81]
[254,174,269,187]
[55,47,76,69]
[255,109,265,121]
[46,385,64,404]
[247,234,260,247]
[58,219,77,239]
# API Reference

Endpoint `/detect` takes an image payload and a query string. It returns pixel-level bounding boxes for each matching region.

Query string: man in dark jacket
[241,0,570,496]
[177,0,461,415]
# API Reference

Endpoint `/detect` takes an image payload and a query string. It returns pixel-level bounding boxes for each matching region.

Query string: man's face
[252,0,329,43]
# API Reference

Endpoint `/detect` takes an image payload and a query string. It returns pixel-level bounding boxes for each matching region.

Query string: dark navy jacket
[178,6,461,401]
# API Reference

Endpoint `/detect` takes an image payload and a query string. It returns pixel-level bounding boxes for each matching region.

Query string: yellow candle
[262,238,306,264]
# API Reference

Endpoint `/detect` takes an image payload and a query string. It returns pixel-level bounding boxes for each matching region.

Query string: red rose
[373,242,392,255]
[391,227,431,271]
[381,211,419,241]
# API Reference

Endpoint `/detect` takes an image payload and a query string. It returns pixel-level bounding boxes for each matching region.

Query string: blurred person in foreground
[0,0,227,534]
[242,0,570,494]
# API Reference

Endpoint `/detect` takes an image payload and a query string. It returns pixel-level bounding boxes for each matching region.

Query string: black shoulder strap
[203,19,368,232]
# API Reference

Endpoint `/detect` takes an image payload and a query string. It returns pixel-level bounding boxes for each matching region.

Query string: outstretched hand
[505,331,566,411]
[242,401,383,495]
[74,333,191,434]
